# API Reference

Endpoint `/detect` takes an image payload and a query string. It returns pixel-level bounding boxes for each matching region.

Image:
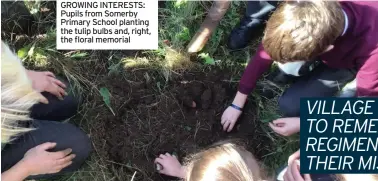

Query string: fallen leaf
[17,46,30,59]
[70,52,88,59]
[198,53,215,65]
[99,87,115,115]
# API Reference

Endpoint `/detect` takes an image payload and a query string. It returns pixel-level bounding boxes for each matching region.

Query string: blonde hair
[334,174,378,181]
[262,0,344,63]
[185,142,270,181]
[1,41,42,144]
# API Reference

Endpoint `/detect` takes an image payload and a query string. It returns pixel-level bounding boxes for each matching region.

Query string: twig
[130,171,137,181]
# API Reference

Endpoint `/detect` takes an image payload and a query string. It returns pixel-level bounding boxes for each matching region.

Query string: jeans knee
[73,129,91,163]
[278,95,300,117]
[63,124,91,171]
[30,93,80,121]
[62,95,80,117]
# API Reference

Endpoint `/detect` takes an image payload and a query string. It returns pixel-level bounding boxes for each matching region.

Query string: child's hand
[284,159,312,181]
[154,153,186,179]
[26,70,67,102]
[284,151,311,181]
[21,142,75,176]
[269,117,300,136]
[221,106,242,132]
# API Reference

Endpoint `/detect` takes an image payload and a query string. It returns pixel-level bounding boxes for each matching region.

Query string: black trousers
[1,84,91,179]
[278,64,356,117]
[244,1,279,27]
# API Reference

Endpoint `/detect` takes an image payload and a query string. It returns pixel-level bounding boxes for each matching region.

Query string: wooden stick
[187,1,231,53]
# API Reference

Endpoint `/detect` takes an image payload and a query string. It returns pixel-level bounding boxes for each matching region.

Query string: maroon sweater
[239,1,378,97]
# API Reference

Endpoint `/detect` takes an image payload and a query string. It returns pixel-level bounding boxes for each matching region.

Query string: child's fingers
[288,150,300,164]
[272,119,286,125]
[56,161,73,171]
[291,161,303,181]
[269,123,282,132]
[154,160,165,173]
[57,154,76,165]
[154,157,164,164]
[269,122,275,129]
[227,121,235,132]
[303,174,312,181]
[57,86,66,99]
[283,172,290,181]
[191,101,196,108]
[159,154,166,159]
[156,163,163,171]
[37,142,57,150]
[285,164,295,181]
[270,123,288,134]
[223,121,230,131]
[46,84,64,100]
[51,78,67,89]
[44,71,56,78]
[296,160,300,166]
[271,119,281,124]
[51,148,73,159]
[38,94,49,104]
[221,116,226,125]
[154,159,166,172]
[165,153,171,157]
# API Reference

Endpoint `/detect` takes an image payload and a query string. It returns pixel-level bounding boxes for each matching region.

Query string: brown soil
[88,66,276,181]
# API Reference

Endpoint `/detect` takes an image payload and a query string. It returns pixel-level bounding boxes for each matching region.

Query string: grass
[3,1,299,180]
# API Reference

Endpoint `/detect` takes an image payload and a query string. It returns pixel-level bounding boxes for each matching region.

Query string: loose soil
[88,65,278,181]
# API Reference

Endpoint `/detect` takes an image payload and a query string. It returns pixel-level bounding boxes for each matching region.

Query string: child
[155,142,270,181]
[221,0,378,132]
[155,142,378,181]
[1,41,91,180]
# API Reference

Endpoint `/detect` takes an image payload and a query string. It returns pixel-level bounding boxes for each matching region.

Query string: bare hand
[21,142,75,176]
[27,70,67,103]
[284,160,311,181]
[288,150,300,165]
[154,153,185,178]
[283,150,311,181]
[269,117,300,136]
[221,106,242,132]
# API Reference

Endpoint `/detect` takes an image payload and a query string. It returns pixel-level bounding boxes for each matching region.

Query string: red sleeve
[238,44,273,94]
[356,53,378,96]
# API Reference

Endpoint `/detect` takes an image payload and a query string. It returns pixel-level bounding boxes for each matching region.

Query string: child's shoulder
[341,1,378,40]
[341,1,378,12]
